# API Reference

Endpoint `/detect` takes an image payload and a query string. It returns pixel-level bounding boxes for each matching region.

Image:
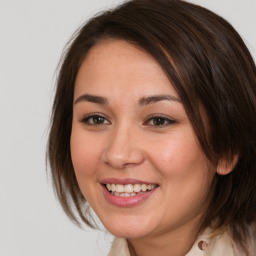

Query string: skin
[70,39,216,256]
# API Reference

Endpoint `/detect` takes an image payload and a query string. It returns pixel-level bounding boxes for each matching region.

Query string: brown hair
[47,0,256,252]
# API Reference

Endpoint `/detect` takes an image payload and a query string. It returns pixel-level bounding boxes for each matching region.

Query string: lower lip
[102,185,157,207]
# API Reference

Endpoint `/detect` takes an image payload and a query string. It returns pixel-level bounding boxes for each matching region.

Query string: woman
[47,0,256,255]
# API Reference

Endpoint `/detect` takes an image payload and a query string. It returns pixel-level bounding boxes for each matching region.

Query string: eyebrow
[74,94,108,105]
[138,94,181,106]
[74,93,181,105]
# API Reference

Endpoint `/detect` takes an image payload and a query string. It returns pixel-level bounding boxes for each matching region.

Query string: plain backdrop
[0,0,255,256]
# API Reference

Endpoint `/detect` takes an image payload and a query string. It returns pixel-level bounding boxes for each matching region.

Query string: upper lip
[100,178,158,185]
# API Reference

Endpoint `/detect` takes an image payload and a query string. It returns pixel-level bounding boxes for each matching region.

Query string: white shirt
[108,225,256,256]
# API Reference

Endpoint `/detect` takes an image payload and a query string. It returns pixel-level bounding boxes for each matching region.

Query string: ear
[217,154,239,175]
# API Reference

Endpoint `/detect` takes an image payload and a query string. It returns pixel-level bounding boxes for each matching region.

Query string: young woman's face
[71,39,215,239]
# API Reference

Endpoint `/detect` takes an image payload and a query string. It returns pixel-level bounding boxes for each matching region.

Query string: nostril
[102,146,145,169]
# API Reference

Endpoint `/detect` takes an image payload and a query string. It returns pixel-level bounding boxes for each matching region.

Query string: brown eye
[92,116,105,124]
[145,115,176,127]
[81,115,110,125]
[152,117,167,126]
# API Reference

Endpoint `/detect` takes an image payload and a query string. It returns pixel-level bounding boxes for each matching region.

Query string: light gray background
[0,1,255,255]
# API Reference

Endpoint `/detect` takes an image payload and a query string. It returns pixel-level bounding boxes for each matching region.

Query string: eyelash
[80,113,176,127]
[80,113,110,125]
[144,114,176,127]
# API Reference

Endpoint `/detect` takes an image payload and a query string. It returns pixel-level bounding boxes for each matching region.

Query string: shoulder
[186,227,234,256]
[207,223,256,256]
[107,224,256,256]
[233,223,256,256]
[107,237,130,256]
[195,224,256,256]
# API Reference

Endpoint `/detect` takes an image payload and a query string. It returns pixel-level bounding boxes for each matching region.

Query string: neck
[127,216,202,256]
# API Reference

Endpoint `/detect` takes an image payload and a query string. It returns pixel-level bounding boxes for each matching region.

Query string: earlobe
[217,154,239,175]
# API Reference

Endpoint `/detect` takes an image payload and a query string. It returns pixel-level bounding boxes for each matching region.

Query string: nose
[102,125,145,169]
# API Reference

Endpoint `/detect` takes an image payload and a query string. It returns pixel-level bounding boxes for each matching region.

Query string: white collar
[107,228,236,256]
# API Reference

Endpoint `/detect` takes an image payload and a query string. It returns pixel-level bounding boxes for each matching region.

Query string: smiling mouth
[104,183,158,197]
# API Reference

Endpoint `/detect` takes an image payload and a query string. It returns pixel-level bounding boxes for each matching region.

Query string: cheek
[148,133,214,221]
[148,132,205,176]
[70,128,105,203]
[147,130,214,201]
[70,127,102,178]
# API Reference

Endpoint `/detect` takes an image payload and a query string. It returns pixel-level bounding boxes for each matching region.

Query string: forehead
[74,39,178,99]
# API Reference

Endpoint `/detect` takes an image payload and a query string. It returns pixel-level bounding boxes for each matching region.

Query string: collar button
[198,240,208,251]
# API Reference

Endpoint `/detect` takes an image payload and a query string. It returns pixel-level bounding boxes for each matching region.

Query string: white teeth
[115,184,124,193]
[134,184,141,192]
[111,184,116,192]
[112,192,145,197]
[141,184,147,192]
[124,184,133,193]
[105,183,157,195]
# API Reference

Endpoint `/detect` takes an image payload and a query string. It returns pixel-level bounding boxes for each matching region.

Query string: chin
[108,227,150,239]
[102,217,153,239]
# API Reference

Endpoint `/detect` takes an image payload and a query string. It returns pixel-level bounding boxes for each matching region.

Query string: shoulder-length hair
[47,0,256,252]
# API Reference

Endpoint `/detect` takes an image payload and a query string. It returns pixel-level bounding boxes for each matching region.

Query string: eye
[144,115,176,127]
[80,114,110,125]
